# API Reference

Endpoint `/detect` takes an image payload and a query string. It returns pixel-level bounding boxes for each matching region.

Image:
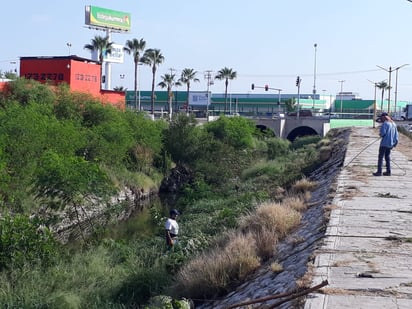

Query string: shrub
[254,229,278,261]
[270,261,283,273]
[241,161,284,181]
[172,232,260,299]
[0,213,59,272]
[266,138,291,160]
[114,265,170,307]
[239,202,301,239]
[290,178,318,194]
[282,196,307,212]
[291,135,322,150]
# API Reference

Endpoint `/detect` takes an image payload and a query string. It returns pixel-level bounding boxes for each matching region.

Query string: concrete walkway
[305,126,412,309]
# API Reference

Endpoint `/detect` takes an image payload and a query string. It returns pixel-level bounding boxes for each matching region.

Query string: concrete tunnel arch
[256,124,276,137]
[286,126,319,142]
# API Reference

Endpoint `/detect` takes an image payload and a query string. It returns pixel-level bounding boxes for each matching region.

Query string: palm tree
[158,73,182,120]
[376,81,389,111]
[141,49,165,116]
[179,68,200,114]
[84,36,113,85]
[215,67,237,114]
[124,38,146,110]
[113,86,126,91]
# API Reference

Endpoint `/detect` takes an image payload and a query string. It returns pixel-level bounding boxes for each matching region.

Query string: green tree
[162,113,201,166]
[204,115,256,149]
[141,49,165,115]
[124,38,146,110]
[33,151,114,239]
[84,36,113,84]
[376,80,389,111]
[215,67,237,114]
[123,111,166,173]
[80,102,135,166]
[179,68,200,113]
[53,83,85,122]
[158,73,181,121]
[285,97,297,112]
[0,78,55,107]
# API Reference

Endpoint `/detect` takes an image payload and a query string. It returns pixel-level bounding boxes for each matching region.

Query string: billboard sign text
[189,92,210,106]
[85,6,131,32]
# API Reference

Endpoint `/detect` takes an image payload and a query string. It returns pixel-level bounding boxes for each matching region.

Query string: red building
[19,56,125,109]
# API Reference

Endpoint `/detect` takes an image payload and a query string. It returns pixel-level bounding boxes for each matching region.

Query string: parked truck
[406,104,412,120]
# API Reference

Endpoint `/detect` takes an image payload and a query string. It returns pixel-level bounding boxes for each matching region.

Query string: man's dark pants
[377,146,391,174]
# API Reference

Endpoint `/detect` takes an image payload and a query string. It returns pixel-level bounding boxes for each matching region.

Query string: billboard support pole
[105,29,112,90]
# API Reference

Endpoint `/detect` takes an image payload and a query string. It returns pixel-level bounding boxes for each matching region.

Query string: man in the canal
[165,209,180,250]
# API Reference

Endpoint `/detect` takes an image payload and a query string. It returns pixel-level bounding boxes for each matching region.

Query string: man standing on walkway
[373,112,398,176]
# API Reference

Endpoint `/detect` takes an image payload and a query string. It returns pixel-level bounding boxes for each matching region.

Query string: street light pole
[394,64,409,115]
[277,89,282,113]
[377,64,408,113]
[137,63,143,111]
[66,43,72,55]
[204,70,213,118]
[367,79,378,128]
[296,76,301,119]
[313,43,317,109]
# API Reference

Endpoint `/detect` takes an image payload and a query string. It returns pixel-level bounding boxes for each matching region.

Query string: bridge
[252,116,331,141]
[202,114,373,141]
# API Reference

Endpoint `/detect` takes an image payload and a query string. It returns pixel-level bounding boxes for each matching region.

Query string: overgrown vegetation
[0,78,333,308]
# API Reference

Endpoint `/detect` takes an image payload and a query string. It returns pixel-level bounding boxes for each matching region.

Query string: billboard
[91,44,124,63]
[85,6,131,32]
[189,92,210,106]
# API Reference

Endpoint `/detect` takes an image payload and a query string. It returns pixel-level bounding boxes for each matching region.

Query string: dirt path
[396,131,412,160]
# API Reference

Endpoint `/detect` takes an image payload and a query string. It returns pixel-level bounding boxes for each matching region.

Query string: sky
[2,0,412,101]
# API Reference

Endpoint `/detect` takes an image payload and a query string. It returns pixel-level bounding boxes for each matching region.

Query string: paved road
[305,126,412,309]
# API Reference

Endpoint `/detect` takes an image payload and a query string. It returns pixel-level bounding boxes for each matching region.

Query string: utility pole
[338,80,345,114]
[394,64,409,115]
[367,80,378,128]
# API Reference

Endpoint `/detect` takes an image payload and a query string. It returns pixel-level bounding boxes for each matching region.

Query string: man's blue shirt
[380,121,398,148]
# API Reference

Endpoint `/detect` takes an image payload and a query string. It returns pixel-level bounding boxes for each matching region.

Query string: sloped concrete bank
[50,187,155,244]
[198,128,351,309]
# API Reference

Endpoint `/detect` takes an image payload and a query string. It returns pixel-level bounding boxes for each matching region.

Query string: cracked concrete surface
[305,126,412,309]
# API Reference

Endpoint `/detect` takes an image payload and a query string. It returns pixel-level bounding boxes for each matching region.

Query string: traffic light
[296,76,300,87]
[265,85,269,91]
[251,83,255,90]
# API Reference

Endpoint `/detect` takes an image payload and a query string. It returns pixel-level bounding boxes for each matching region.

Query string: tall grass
[0,239,171,308]
[171,232,260,299]
[173,195,306,299]
[239,202,302,239]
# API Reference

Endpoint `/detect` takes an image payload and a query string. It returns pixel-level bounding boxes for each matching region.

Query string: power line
[240,69,382,79]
